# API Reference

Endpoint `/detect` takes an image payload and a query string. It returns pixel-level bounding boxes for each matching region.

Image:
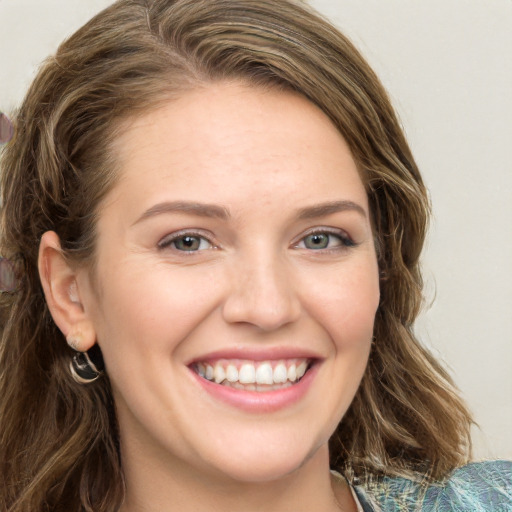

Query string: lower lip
[190,364,319,413]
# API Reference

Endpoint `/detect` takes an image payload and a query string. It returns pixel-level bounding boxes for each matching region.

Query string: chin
[217,459,307,484]
[201,434,326,484]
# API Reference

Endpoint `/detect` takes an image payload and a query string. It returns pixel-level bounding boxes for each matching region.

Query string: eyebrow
[133,199,366,225]
[296,200,367,220]
[134,201,230,225]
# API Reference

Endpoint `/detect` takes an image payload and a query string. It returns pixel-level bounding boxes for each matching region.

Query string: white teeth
[255,362,273,385]
[226,364,239,383]
[239,363,256,384]
[214,364,226,384]
[273,363,287,383]
[196,359,310,389]
[287,364,297,382]
[296,361,307,379]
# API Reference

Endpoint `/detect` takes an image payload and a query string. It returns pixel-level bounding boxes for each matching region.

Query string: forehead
[105,81,368,217]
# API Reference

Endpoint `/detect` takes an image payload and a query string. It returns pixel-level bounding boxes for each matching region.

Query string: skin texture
[39,82,380,511]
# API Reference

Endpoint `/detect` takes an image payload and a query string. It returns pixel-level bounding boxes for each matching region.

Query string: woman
[0,0,510,511]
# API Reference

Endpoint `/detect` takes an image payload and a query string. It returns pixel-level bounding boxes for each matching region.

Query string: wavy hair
[0,0,472,510]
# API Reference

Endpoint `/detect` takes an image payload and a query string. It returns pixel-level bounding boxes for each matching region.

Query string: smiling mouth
[192,358,312,392]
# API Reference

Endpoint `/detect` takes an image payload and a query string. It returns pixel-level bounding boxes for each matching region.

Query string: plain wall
[0,0,510,460]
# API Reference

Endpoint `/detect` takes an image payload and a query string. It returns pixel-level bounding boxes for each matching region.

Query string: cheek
[300,259,379,439]
[90,258,224,358]
[301,257,380,348]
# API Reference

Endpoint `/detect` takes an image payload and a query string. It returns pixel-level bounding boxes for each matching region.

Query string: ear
[38,231,96,352]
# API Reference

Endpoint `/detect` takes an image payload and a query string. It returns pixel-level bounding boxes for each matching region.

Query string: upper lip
[186,347,323,366]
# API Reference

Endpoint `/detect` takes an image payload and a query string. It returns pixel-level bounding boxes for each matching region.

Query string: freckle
[0,112,15,145]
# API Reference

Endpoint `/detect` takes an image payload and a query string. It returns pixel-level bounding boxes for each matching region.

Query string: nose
[221,252,301,331]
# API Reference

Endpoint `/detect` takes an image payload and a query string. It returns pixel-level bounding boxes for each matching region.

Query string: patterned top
[352,460,512,512]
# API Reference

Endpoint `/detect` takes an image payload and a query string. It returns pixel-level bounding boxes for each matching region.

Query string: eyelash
[157,230,215,252]
[293,228,357,252]
[157,228,357,253]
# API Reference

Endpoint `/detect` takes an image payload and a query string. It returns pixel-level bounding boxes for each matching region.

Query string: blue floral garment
[353,460,512,512]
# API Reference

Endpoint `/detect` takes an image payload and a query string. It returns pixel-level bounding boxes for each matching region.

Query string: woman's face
[77,82,380,482]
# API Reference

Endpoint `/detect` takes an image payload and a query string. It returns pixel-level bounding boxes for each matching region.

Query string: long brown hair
[0,0,472,510]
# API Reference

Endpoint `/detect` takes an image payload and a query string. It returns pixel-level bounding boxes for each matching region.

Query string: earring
[69,344,105,384]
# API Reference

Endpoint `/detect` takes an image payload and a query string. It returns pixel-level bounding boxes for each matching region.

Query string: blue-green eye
[298,231,354,250]
[304,233,331,249]
[159,234,212,252]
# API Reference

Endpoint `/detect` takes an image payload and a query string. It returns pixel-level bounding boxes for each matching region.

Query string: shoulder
[353,460,512,512]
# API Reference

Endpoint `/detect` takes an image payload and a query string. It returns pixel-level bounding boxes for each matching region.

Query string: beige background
[0,0,510,460]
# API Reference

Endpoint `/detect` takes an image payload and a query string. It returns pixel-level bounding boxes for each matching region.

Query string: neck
[119,443,355,512]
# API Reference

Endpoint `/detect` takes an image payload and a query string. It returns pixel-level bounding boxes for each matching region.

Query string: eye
[296,230,355,251]
[158,233,213,252]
